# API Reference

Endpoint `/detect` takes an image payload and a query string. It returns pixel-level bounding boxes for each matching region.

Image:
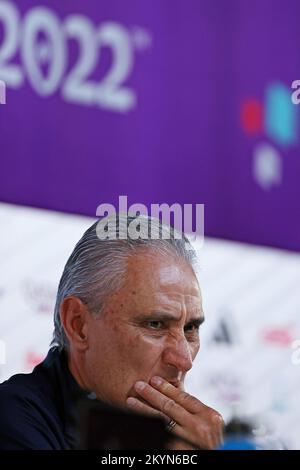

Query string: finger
[151,376,224,432]
[133,380,224,450]
[133,381,190,426]
[150,376,205,414]
[128,396,191,445]
[126,396,170,423]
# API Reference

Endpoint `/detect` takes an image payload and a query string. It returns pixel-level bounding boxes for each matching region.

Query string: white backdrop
[0,203,299,449]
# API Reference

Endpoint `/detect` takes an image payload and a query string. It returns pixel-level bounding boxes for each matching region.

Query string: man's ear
[60,296,90,351]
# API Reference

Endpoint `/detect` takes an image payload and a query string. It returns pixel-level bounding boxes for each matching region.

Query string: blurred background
[0,0,299,449]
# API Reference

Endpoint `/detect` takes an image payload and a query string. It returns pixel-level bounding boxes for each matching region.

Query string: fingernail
[126,397,137,407]
[135,381,146,391]
[151,376,163,386]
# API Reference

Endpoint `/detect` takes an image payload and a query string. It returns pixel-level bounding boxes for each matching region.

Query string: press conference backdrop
[0,0,300,251]
[0,202,299,449]
[1,0,300,450]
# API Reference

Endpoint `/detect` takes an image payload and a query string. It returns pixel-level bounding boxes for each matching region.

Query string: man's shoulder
[0,376,54,449]
[0,347,67,409]
[0,353,67,449]
[0,370,50,409]
[0,357,58,408]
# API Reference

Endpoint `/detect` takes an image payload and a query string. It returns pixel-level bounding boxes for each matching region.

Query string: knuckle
[213,412,224,427]
[187,394,200,409]
[179,391,192,404]
[162,398,176,414]
[209,408,223,421]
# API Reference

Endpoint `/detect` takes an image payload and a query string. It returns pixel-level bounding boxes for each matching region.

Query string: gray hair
[51,213,199,351]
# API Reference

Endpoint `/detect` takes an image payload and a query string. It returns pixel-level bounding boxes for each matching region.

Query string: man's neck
[67,350,91,393]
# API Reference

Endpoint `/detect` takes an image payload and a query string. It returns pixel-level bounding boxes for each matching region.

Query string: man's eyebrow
[185,316,205,328]
[133,311,180,323]
[133,311,205,324]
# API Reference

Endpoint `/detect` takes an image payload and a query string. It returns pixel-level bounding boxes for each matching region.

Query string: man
[0,214,223,449]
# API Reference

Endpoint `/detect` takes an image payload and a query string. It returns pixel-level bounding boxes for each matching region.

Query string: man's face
[85,249,204,408]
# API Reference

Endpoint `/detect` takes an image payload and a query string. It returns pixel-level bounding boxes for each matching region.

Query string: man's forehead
[132,291,203,318]
[125,249,198,283]
[109,250,203,315]
[139,290,202,307]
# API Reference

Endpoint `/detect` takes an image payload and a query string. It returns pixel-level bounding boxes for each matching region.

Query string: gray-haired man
[0,215,223,450]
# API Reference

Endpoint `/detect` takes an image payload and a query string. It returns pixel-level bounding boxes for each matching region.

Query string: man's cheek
[127,332,157,361]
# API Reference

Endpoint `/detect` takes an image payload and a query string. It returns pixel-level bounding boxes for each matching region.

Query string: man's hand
[126,376,224,450]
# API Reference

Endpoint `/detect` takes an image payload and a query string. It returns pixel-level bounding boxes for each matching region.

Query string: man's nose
[162,336,193,373]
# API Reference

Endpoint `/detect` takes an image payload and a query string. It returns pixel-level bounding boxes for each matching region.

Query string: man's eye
[185,324,200,333]
[147,321,164,330]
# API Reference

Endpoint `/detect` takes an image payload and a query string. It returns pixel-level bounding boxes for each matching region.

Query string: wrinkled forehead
[106,249,203,318]
[125,248,199,285]
[129,291,203,320]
